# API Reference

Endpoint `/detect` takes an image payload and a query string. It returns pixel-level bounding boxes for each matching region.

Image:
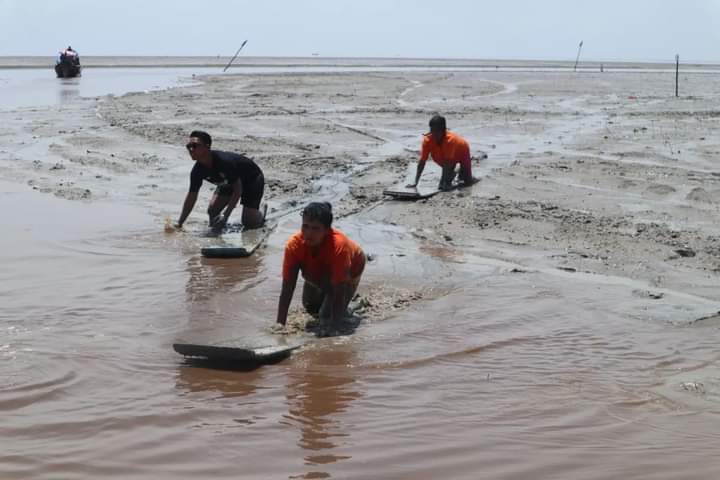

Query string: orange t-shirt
[282,228,365,285]
[420,131,471,167]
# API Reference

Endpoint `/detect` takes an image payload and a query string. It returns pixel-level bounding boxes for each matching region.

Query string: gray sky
[2,0,719,62]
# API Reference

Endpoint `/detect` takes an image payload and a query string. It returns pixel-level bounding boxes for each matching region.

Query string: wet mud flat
[3,69,720,479]
[7,69,720,302]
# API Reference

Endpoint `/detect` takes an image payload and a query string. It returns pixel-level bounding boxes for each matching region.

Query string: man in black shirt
[175,130,265,230]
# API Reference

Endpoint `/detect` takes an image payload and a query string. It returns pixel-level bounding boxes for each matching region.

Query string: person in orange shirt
[276,202,366,336]
[407,114,479,191]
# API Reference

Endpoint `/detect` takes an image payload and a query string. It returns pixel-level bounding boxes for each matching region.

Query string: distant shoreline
[1,56,718,71]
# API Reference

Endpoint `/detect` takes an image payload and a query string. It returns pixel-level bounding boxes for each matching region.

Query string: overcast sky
[2,0,719,62]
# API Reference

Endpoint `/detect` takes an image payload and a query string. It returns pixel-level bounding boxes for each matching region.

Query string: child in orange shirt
[276,202,366,336]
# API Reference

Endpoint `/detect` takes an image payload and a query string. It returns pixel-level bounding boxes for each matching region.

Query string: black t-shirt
[189,150,262,193]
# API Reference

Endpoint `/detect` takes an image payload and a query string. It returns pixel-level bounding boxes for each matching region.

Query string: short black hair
[429,114,446,131]
[302,202,333,228]
[189,130,212,147]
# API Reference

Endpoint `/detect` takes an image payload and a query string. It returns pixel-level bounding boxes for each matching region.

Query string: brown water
[3,175,720,480]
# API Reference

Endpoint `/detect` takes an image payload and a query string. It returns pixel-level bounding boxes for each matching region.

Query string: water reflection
[180,250,274,348]
[174,361,262,398]
[0,67,210,110]
[58,78,80,104]
[284,345,362,473]
[184,254,262,304]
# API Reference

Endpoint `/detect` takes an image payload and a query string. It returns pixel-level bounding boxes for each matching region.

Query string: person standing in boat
[61,46,80,65]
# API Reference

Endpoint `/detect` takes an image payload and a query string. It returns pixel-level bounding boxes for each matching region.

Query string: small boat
[55,46,81,78]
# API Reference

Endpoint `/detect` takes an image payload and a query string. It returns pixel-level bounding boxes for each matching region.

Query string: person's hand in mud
[165,218,183,233]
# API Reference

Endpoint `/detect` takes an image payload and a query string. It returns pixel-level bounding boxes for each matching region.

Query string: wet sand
[3,66,720,479]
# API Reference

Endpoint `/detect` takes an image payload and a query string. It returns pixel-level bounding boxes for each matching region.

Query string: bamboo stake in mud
[675,54,680,97]
[573,40,584,72]
[223,40,248,72]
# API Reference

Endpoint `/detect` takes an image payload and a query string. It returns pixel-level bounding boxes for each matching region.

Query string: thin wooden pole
[573,40,584,72]
[223,40,248,72]
[675,54,679,97]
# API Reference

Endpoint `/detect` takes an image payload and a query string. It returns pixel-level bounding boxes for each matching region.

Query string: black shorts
[214,173,264,210]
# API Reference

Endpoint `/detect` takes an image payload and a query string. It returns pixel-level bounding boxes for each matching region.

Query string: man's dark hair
[302,202,333,228]
[190,130,212,147]
[429,114,447,131]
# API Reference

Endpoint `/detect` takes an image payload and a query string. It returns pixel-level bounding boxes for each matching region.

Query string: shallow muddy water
[0,67,216,110]
[3,178,720,479]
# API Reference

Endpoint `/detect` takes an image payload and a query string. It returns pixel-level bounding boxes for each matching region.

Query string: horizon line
[0,54,713,66]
